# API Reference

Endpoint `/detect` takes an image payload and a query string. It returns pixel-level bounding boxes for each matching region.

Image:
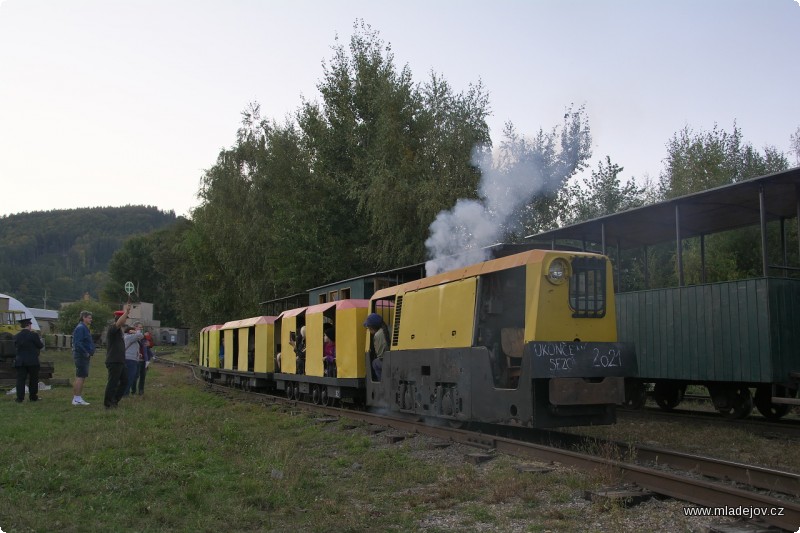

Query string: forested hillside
[0,205,178,308]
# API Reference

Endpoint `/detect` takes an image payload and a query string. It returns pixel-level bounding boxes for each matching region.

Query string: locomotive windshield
[569,256,606,318]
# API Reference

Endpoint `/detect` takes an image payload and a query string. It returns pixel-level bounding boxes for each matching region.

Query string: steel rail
[632,444,800,499]
[536,428,800,498]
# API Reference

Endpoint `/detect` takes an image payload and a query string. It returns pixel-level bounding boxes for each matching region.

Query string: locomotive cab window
[370,297,396,342]
[569,256,606,318]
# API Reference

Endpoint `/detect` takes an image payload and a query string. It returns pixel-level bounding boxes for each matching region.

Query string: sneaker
[72,398,90,406]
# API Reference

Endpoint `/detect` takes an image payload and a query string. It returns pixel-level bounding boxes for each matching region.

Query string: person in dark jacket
[13,317,44,403]
[104,304,131,408]
[71,310,95,406]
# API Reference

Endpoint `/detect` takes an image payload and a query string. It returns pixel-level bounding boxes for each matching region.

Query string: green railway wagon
[526,166,800,420]
[616,278,800,418]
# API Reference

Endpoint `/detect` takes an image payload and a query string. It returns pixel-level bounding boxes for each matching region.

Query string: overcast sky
[1,0,798,219]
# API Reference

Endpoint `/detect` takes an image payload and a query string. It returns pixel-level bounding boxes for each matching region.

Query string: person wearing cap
[71,310,95,406]
[104,304,132,408]
[364,313,390,381]
[13,317,44,403]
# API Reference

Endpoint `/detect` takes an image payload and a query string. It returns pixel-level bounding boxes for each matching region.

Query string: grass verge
[0,349,736,532]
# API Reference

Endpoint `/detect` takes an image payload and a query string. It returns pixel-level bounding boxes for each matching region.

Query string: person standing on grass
[122,323,144,397]
[13,317,44,403]
[130,331,154,396]
[104,304,131,408]
[71,310,95,406]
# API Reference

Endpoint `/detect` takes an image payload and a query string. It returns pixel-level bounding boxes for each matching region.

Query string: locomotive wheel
[622,380,647,410]
[755,386,794,420]
[653,383,685,411]
[311,385,321,405]
[717,386,753,419]
[285,384,293,400]
[321,388,330,406]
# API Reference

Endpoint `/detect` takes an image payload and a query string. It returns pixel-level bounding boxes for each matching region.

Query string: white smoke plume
[424,148,547,275]
[424,107,591,276]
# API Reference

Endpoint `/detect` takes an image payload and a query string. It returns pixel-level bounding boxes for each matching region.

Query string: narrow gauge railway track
[495,427,800,499]
[162,357,800,531]
[619,406,800,441]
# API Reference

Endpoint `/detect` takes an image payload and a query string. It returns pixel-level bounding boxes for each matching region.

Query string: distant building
[27,308,58,334]
[116,302,188,346]
[128,302,160,330]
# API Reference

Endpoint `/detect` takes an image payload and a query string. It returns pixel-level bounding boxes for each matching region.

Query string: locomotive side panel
[394,279,477,350]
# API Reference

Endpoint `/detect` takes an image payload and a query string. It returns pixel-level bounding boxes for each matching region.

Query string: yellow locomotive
[198,248,636,428]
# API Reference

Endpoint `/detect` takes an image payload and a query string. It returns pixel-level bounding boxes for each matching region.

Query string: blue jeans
[131,360,147,394]
[123,360,139,396]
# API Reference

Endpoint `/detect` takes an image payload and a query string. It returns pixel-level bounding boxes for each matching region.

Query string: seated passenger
[323,326,336,377]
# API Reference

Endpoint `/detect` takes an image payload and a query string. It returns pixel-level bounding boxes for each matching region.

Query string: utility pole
[42,289,47,310]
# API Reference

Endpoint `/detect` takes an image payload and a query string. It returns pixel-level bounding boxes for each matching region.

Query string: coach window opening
[322,309,336,377]
[218,332,225,368]
[247,326,255,372]
[295,315,307,375]
[273,322,282,373]
[231,331,239,370]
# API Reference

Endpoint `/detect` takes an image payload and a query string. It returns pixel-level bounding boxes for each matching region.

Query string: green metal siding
[308,280,369,304]
[617,278,800,383]
[769,278,800,380]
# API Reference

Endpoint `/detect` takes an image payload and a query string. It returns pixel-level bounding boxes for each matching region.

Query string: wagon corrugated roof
[220,316,277,329]
[526,166,800,250]
[305,299,370,315]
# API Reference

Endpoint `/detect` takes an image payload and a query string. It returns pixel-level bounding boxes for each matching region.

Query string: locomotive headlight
[546,258,570,285]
